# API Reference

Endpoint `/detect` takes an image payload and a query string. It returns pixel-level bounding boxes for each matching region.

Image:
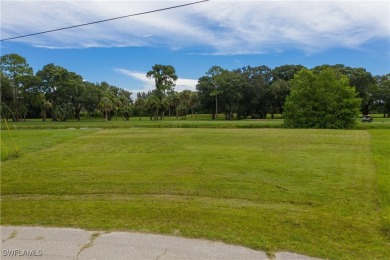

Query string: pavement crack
[156,247,168,260]
[2,230,17,242]
[76,232,102,259]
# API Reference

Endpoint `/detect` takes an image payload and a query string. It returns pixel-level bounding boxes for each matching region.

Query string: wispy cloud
[1,1,389,54]
[115,68,198,95]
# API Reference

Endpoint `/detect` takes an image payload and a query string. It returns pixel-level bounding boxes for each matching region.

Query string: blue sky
[1,0,389,95]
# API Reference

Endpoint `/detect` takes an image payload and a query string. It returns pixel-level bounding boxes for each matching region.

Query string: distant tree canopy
[1,53,389,127]
[146,64,178,120]
[1,53,132,121]
[283,69,361,129]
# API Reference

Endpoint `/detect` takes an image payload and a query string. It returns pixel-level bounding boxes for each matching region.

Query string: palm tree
[38,93,52,122]
[134,98,146,120]
[99,97,113,122]
[189,91,199,118]
[145,94,160,120]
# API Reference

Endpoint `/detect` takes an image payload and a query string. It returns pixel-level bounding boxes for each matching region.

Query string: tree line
[1,54,132,122]
[1,53,389,122]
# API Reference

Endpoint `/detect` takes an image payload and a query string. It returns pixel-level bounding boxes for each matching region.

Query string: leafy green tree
[95,82,131,120]
[36,64,83,121]
[121,104,133,120]
[0,53,34,121]
[349,68,376,115]
[196,75,215,117]
[54,104,73,121]
[269,79,290,118]
[235,66,272,119]
[0,72,13,120]
[34,92,52,121]
[312,65,376,115]
[82,81,101,117]
[375,74,390,117]
[218,70,243,119]
[207,66,226,119]
[164,90,176,118]
[118,91,133,120]
[188,91,199,118]
[178,90,192,119]
[272,64,306,82]
[99,97,113,122]
[145,94,160,120]
[196,66,226,119]
[35,64,58,120]
[146,64,178,119]
[283,69,361,129]
[134,97,146,120]
[171,92,181,119]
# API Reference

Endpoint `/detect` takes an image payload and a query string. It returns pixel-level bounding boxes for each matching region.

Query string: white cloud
[115,68,197,95]
[1,1,389,54]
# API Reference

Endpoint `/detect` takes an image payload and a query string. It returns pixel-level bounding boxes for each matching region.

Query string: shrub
[283,69,361,129]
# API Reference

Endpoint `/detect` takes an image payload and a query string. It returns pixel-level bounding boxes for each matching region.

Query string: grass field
[1,116,284,130]
[1,123,389,259]
[1,114,390,130]
[369,129,390,238]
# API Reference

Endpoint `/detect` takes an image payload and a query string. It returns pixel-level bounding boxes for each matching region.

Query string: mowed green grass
[369,129,390,237]
[1,116,284,130]
[1,128,97,161]
[1,128,389,259]
[2,113,389,131]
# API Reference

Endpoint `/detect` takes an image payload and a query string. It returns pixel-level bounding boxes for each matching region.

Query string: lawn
[1,116,285,130]
[1,115,389,131]
[1,127,389,259]
[1,128,97,161]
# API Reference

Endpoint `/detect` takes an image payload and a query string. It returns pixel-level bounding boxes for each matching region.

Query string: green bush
[283,68,361,129]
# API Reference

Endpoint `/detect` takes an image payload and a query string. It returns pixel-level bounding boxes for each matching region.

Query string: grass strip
[369,129,390,238]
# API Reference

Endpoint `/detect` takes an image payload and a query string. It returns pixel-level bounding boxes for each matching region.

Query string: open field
[1,125,389,259]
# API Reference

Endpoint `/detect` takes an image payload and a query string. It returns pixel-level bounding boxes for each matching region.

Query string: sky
[1,0,389,95]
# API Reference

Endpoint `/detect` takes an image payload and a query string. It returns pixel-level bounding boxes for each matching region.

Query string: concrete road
[1,226,321,260]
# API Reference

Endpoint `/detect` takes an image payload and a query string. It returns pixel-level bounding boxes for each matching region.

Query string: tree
[171,92,181,118]
[235,66,272,119]
[1,53,34,121]
[36,93,52,121]
[348,68,376,115]
[145,94,160,120]
[272,64,306,82]
[134,97,146,120]
[95,82,131,121]
[36,64,83,121]
[146,64,178,119]
[188,91,199,118]
[269,79,290,118]
[121,104,133,120]
[118,91,133,120]
[312,65,376,115]
[178,90,192,119]
[375,74,390,117]
[82,81,101,116]
[99,97,113,122]
[197,75,215,118]
[217,70,243,119]
[283,68,361,129]
[0,72,13,120]
[196,66,227,119]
